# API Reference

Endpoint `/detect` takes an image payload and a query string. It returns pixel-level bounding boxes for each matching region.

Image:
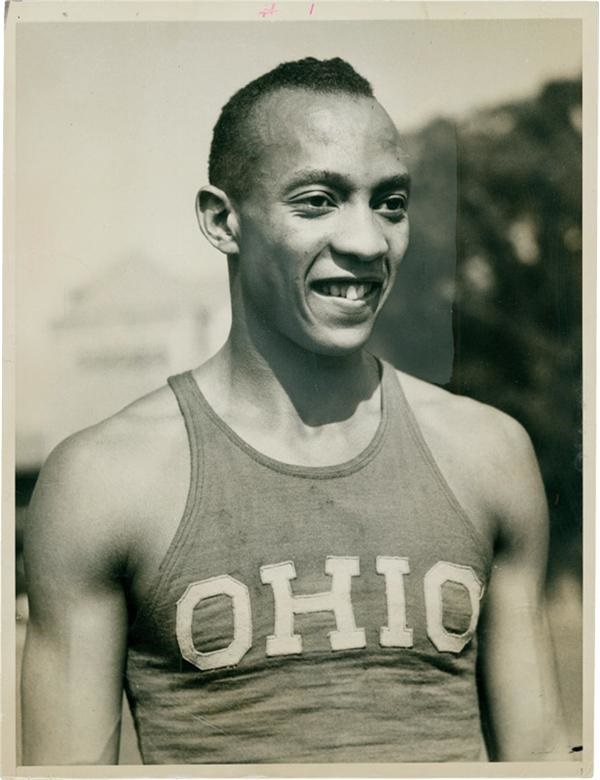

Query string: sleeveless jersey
[125,360,493,764]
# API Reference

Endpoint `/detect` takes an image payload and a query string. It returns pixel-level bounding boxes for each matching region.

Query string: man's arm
[22,432,129,765]
[398,371,572,761]
[477,416,569,761]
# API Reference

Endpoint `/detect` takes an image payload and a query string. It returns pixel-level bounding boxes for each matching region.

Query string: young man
[22,58,567,765]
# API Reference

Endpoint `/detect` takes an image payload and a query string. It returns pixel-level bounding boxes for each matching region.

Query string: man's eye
[292,193,335,211]
[301,193,333,209]
[306,195,332,208]
[377,195,408,214]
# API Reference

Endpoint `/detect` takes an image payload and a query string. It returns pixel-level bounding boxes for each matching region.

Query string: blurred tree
[371,78,582,583]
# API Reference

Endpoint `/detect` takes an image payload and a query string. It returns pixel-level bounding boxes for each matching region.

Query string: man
[22,57,567,765]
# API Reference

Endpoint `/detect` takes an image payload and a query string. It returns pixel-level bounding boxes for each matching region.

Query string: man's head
[208,57,374,205]
[198,58,410,357]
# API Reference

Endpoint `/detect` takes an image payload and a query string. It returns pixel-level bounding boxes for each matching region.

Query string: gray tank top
[125,360,493,764]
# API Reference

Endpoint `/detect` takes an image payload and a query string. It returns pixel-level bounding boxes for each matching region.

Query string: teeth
[315,280,378,298]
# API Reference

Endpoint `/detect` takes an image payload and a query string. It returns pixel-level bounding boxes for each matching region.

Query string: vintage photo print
[2,1,595,777]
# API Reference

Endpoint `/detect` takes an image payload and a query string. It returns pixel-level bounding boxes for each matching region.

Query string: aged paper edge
[1,2,596,778]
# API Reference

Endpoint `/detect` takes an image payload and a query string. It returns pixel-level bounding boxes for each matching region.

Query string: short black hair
[208,57,374,203]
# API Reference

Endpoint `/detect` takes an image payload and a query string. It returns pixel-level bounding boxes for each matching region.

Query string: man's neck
[216,324,379,426]
[192,324,382,466]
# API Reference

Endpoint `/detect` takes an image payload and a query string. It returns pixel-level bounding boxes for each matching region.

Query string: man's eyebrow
[282,169,411,196]
[372,173,411,196]
[283,169,353,194]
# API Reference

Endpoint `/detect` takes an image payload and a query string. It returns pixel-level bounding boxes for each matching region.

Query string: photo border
[2,2,596,777]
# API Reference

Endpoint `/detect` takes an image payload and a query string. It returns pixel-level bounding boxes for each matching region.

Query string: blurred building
[16,257,230,472]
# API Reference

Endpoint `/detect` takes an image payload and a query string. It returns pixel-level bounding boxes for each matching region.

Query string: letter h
[260,557,366,656]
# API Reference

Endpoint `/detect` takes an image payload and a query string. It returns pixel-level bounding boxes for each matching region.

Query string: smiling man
[22,58,568,765]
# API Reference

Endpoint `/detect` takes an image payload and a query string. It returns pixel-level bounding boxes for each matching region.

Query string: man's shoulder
[394,368,543,529]
[43,381,184,484]
[396,368,531,458]
[29,382,189,563]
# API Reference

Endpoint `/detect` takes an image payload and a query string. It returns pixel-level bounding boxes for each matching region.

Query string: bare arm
[398,372,572,761]
[477,418,569,761]
[22,435,129,765]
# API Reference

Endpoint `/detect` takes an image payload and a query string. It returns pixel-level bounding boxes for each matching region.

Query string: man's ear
[195,185,240,255]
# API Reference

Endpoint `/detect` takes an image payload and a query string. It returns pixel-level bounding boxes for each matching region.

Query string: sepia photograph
[2,1,594,775]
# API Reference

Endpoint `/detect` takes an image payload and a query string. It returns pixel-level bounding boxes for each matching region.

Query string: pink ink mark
[309,3,315,14]
[259,2,277,17]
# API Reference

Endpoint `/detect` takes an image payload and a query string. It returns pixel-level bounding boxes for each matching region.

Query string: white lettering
[176,575,252,670]
[376,556,413,647]
[424,561,483,653]
[260,557,366,655]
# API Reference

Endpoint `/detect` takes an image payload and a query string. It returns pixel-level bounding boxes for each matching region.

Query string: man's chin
[300,326,374,358]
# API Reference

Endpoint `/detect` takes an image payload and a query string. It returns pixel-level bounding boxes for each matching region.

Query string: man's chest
[170,551,486,674]
[129,484,491,678]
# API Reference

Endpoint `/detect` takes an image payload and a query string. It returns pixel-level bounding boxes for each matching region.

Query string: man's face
[233,88,410,356]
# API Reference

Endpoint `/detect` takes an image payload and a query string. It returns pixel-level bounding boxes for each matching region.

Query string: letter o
[176,575,252,671]
[424,562,483,653]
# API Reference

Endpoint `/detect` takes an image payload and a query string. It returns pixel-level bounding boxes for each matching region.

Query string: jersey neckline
[177,357,391,480]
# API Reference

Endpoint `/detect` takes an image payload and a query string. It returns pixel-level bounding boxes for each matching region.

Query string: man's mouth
[310,279,382,302]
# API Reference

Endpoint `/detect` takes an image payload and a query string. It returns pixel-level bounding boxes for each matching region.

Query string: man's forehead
[250,88,403,153]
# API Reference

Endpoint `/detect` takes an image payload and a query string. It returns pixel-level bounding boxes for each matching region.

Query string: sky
[13,15,582,457]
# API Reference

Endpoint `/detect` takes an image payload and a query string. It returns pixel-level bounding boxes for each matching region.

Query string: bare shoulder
[398,369,533,459]
[27,382,189,576]
[396,369,547,542]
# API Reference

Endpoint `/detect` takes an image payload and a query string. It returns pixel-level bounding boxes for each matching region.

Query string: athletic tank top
[125,360,493,764]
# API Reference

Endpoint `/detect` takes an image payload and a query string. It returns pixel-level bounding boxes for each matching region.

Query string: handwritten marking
[259,2,276,17]
[309,3,315,14]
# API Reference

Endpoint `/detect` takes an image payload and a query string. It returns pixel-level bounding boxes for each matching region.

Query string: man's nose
[329,205,389,262]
